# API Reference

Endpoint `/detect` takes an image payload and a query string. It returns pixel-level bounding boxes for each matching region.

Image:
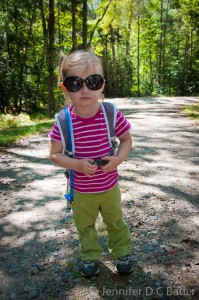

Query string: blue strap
[64,107,72,152]
[63,107,74,204]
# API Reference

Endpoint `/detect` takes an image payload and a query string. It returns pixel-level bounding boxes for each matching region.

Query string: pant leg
[99,184,132,258]
[73,191,102,261]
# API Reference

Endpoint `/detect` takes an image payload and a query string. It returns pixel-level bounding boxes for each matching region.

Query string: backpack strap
[63,107,74,205]
[64,107,73,156]
[55,107,75,156]
[101,102,117,146]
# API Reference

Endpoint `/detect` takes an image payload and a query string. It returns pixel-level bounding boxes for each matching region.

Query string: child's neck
[72,103,100,118]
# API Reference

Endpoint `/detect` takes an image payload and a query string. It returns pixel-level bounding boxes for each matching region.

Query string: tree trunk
[48,0,55,112]
[126,6,133,96]
[82,0,87,49]
[71,0,77,51]
[102,38,111,97]
[158,0,164,87]
[137,15,140,97]
[110,25,117,97]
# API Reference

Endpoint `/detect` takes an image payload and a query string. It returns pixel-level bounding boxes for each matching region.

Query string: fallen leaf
[135,221,143,228]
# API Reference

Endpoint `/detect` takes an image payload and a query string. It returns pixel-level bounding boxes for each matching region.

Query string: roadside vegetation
[0,112,54,146]
[183,103,199,121]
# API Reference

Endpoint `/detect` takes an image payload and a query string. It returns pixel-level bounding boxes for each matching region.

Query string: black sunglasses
[63,74,104,92]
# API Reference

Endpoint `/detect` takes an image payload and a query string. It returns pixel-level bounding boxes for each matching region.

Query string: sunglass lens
[64,76,83,92]
[87,75,104,90]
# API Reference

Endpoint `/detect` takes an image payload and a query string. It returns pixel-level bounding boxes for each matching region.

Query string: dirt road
[0,97,199,299]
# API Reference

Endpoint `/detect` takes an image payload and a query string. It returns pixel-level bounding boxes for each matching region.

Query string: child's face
[63,64,105,109]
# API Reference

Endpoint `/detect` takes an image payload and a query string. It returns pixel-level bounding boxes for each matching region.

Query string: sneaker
[115,255,133,274]
[81,260,100,277]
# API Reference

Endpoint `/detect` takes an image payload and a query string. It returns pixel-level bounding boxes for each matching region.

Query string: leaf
[160,244,178,254]
[135,221,143,228]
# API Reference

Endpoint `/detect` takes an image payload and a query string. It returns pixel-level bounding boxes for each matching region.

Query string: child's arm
[100,131,132,172]
[50,140,97,178]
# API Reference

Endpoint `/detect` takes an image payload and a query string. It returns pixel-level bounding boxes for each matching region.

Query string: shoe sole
[114,266,133,274]
[81,268,100,277]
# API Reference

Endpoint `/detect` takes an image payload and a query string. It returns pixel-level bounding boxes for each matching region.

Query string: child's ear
[101,79,105,92]
[60,82,67,93]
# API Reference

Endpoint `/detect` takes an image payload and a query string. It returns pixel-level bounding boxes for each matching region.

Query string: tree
[82,0,87,48]
[48,0,55,111]
[71,0,78,51]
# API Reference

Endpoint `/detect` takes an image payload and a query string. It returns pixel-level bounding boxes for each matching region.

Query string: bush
[183,103,199,121]
[16,113,33,126]
[30,112,50,120]
[0,113,34,129]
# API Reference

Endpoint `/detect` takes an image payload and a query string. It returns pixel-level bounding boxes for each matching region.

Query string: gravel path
[0,97,199,300]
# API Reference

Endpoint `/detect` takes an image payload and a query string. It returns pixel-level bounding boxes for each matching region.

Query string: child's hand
[77,159,97,178]
[100,156,121,172]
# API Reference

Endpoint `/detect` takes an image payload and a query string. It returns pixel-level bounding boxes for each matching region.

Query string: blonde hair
[58,50,104,105]
[58,50,103,82]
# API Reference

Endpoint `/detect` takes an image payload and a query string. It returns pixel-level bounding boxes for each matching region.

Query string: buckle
[91,159,108,166]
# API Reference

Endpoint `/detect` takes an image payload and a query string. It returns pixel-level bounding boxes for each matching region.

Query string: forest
[0,0,199,114]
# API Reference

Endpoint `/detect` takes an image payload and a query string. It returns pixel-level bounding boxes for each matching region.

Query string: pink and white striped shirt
[49,104,131,193]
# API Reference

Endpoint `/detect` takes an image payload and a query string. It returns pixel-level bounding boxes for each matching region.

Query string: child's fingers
[101,156,112,161]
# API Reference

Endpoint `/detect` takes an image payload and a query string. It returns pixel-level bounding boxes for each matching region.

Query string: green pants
[73,184,132,261]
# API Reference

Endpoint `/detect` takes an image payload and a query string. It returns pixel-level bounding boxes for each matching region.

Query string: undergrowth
[0,112,54,146]
[183,103,199,121]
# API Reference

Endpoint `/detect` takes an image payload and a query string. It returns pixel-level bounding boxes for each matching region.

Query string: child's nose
[81,82,89,92]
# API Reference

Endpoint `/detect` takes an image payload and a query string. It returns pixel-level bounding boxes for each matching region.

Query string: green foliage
[0,0,199,112]
[0,113,34,129]
[0,119,54,146]
[183,103,199,121]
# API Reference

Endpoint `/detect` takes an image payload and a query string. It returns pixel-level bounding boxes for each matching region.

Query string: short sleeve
[115,110,132,138]
[48,122,62,141]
